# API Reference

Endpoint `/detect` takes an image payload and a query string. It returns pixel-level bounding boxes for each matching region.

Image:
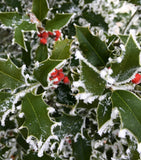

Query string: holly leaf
[97,92,112,129]
[34,59,61,86]
[112,90,141,142]
[32,0,48,21]
[111,35,140,82]
[36,44,48,62]
[14,28,26,50]
[82,11,108,31]
[0,59,24,90]
[81,61,106,95]
[45,13,72,31]
[22,41,32,66]
[76,26,110,67]
[72,134,92,160]
[53,113,83,139]
[14,21,36,50]
[50,39,72,60]
[22,93,53,140]
[0,12,21,27]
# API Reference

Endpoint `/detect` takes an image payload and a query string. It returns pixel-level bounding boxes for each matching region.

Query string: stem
[122,7,140,34]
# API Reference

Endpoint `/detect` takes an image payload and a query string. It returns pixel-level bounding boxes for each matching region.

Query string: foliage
[0,0,141,159]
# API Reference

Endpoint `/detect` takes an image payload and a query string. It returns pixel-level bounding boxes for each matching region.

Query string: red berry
[40,38,47,44]
[37,33,42,37]
[41,31,48,39]
[131,73,141,84]
[58,68,63,73]
[54,30,61,37]
[54,37,59,41]
[63,76,70,84]
[48,31,54,36]
[58,72,65,81]
[54,30,61,41]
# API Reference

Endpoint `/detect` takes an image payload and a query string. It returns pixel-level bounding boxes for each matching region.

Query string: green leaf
[0,92,12,117]
[0,59,24,90]
[53,113,83,139]
[75,26,110,67]
[36,44,48,62]
[14,28,26,50]
[0,12,21,27]
[82,11,108,31]
[112,90,141,142]
[32,0,48,21]
[22,41,31,66]
[22,93,53,140]
[50,39,72,60]
[81,61,106,95]
[97,92,112,129]
[34,59,61,86]
[17,21,36,31]
[14,21,36,50]
[72,134,92,160]
[45,13,72,31]
[16,133,29,151]
[119,35,128,44]
[111,35,140,82]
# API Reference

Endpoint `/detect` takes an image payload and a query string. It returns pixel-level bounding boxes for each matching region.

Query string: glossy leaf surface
[45,13,72,31]
[76,26,110,67]
[22,93,53,140]
[81,61,106,95]
[50,39,72,60]
[0,59,24,90]
[36,44,48,62]
[32,0,48,21]
[112,90,141,142]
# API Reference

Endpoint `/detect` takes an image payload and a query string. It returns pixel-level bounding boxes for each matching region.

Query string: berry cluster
[131,73,141,84]
[38,30,61,45]
[49,69,70,85]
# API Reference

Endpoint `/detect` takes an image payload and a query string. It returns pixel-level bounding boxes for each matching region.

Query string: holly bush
[0,0,141,159]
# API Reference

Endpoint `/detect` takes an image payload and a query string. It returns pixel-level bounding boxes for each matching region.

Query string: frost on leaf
[111,35,140,83]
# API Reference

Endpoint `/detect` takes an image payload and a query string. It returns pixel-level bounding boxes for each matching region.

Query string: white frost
[19,112,24,118]
[137,143,141,154]
[118,129,127,138]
